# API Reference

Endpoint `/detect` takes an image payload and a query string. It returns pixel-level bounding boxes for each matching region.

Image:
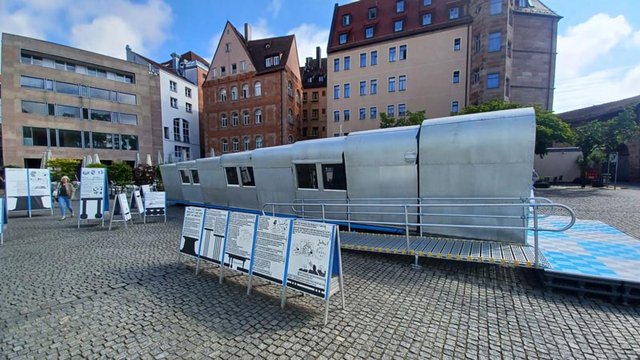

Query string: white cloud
[556,13,632,80]
[268,0,283,18]
[287,24,329,66]
[250,18,275,40]
[71,16,143,59]
[554,13,640,112]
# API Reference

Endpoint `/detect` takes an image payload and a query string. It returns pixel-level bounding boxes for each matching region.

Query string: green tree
[459,99,576,157]
[47,159,81,182]
[107,161,133,187]
[380,110,426,128]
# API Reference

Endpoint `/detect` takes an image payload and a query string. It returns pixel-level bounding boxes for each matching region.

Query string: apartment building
[299,47,328,140]
[1,33,162,168]
[327,0,560,136]
[203,22,303,154]
[127,48,203,162]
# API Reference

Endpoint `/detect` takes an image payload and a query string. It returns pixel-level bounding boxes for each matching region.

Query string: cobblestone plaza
[1,187,640,359]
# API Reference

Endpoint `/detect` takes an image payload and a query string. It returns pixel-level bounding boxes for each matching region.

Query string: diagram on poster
[28,169,52,210]
[223,212,257,273]
[251,216,292,284]
[199,208,229,264]
[286,220,335,299]
[144,192,166,216]
[179,207,204,257]
[5,169,29,211]
[130,190,144,214]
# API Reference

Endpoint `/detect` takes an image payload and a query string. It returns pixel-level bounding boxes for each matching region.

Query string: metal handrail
[262,197,576,268]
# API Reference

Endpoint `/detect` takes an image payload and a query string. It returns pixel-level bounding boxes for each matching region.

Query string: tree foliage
[575,106,640,170]
[47,159,81,182]
[380,110,426,128]
[133,164,155,186]
[107,161,133,187]
[459,99,576,157]
[87,163,106,168]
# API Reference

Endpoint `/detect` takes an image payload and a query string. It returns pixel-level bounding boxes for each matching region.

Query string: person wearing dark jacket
[57,176,75,220]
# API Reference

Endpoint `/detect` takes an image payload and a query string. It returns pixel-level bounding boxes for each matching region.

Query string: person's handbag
[52,189,58,202]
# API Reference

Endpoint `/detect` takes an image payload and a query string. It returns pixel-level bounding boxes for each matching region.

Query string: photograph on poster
[286,220,334,298]
[251,216,292,284]
[223,212,257,273]
[144,192,166,216]
[199,208,229,263]
[179,207,204,257]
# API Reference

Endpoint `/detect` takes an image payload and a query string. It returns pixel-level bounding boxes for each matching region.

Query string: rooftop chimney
[244,23,252,42]
[170,52,179,71]
[316,46,321,69]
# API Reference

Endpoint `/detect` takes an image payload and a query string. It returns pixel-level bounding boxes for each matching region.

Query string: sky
[1,0,639,113]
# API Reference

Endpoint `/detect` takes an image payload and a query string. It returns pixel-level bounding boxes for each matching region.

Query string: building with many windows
[1,33,162,168]
[127,48,203,162]
[327,0,560,136]
[203,22,303,154]
[299,47,328,140]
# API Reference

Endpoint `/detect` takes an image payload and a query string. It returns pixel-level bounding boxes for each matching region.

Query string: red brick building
[203,22,303,154]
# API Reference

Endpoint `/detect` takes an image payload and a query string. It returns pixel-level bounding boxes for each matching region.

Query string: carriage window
[240,166,255,186]
[190,169,200,184]
[322,163,347,190]
[225,167,239,185]
[179,169,191,184]
[296,164,318,189]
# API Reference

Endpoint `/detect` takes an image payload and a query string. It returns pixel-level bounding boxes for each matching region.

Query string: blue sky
[1,0,639,113]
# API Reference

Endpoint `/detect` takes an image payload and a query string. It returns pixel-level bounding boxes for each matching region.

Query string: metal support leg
[533,204,539,268]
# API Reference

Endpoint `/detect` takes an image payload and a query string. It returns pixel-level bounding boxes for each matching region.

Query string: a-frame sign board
[143,192,167,223]
[4,168,54,218]
[178,206,205,261]
[129,190,144,219]
[109,193,133,230]
[77,168,109,228]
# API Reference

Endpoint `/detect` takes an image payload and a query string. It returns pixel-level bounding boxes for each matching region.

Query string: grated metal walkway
[340,232,549,268]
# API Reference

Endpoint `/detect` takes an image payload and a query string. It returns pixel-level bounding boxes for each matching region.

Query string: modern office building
[1,33,162,168]
[127,48,203,162]
[203,22,303,154]
[299,47,328,140]
[326,0,560,136]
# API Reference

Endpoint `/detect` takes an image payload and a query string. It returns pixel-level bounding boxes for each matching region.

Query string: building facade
[127,48,202,162]
[326,0,560,136]
[1,33,162,168]
[299,47,328,140]
[203,22,303,155]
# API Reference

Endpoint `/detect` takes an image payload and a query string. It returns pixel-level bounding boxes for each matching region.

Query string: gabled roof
[513,0,561,18]
[559,95,640,125]
[246,35,295,74]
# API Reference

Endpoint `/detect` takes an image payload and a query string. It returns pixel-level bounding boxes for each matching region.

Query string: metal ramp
[340,232,549,268]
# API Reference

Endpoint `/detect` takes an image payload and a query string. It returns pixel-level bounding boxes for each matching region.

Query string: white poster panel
[28,169,52,210]
[179,207,204,257]
[223,212,258,273]
[130,190,144,214]
[251,216,292,285]
[144,192,166,216]
[5,168,29,211]
[199,208,229,264]
[140,184,151,196]
[286,220,335,299]
[116,193,132,221]
[79,168,106,199]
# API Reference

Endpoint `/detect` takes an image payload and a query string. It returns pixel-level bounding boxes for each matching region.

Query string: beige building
[327,0,560,136]
[1,33,162,168]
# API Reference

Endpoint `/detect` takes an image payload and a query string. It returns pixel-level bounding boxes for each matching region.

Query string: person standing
[57,176,75,220]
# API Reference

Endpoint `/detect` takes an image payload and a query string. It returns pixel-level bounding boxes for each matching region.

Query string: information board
[79,168,108,220]
[5,168,30,212]
[130,190,144,214]
[28,169,52,210]
[116,193,132,221]
[144,192,166,216]
[286,220,336,299]
[179,207,204,257]
[199,208,229,264]
[223,212,258,273]
[250,216,292,285]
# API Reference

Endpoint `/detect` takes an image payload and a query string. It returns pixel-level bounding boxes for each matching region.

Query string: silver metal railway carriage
[162,108,536,244]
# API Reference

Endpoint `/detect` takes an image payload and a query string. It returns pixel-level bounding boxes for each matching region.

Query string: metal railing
[262,197,575,268]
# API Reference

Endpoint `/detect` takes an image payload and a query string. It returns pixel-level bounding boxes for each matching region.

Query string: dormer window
[339,33,347,45]
[394,20,404,32]
[396,0,405,13]
[342,14,351,26]
[365,26,374,39]
[265,57,273,67]
[368,7,377,19]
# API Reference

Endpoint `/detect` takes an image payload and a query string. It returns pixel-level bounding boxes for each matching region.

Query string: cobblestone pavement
[1,197,640,359]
